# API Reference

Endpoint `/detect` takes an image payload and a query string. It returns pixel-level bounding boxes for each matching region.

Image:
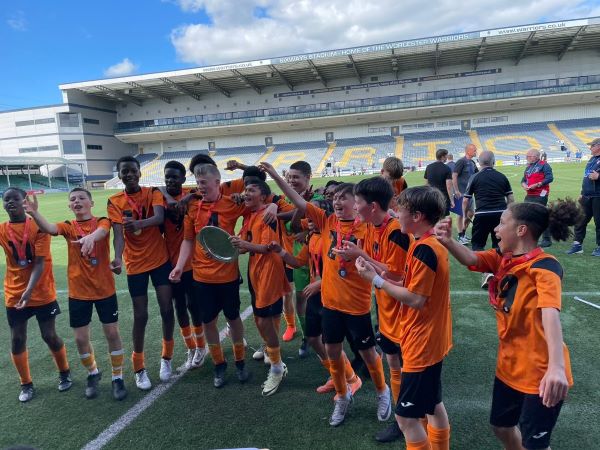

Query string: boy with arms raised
[230,176,290,396]
[27,189,127,400]
[435,200,577,450]
[261,162,391,427]
[336,177,413,442]
[169,164,259,388]
[107,156,174,390]
[356,186,452,450]
[0,188,71,402]
[160,161,207,370]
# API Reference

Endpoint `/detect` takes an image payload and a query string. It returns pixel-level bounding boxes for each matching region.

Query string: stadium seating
[328,136,396,174]
[100,118,598,188]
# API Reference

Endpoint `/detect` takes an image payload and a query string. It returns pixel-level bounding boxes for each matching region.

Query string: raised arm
[25,195,58,235]
[434,217,478,266]
[259,162,307,215]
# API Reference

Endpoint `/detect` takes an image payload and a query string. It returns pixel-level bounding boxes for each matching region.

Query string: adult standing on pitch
[463,151,514,287]
[521,149,554,247]
[567,137,600,256]
[424,148,454,216]
[452,144,478,244]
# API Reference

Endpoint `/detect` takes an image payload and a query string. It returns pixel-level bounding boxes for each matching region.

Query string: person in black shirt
[567,138,600,256]
[463,151,514,252]
[424,148,454,216]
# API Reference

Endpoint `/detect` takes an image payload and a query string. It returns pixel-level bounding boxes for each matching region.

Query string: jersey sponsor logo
[532,431,548,439]
[400,401,414,407]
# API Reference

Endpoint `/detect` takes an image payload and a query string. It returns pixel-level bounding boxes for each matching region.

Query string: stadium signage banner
[482,19,589,37]
[272,33,479,64]
[273,68,501,98]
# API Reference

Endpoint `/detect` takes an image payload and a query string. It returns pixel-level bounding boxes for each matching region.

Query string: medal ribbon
[335,217,361,277]
[7,218,31,265]
[72,218,98,260]
[238,205,268,240]
[373,214,392,262]
[487,247,543,309]
[123,191,143,219]
[309,234,322,279]
[195,195,221,233]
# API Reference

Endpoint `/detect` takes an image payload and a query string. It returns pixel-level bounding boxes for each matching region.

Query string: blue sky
[2,0,599,111]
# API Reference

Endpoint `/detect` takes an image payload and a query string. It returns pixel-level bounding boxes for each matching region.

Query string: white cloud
[7,11,27,31]
[103,58,138,78]
[169,0,598,66]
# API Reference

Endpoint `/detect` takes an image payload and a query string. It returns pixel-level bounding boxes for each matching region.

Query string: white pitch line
[82,305,254,450]
[573,296,600,310]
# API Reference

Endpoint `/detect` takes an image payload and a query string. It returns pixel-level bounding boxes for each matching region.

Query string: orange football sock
[421,417,429,432]
[343,353,358,383]
[390,368,402,405]
[406,438,432,450]
[11,351,32,385]
[233,341,245,362]
[266,346,281,366]
[51,345,69,372]
[284,313,295,329]
[110,349,124,379]
[329,357,347,397]
[321,358,331,371]
[79,352,98,375]
[132,351,145,373]
[366,355,386,392]
[208,344,225,365]
[161,339,174,360]
[193,325,206,348]
[180,326,195,350]
[427,424,450,450]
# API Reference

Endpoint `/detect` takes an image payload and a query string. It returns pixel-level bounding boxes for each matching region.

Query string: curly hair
[509,198,583,242]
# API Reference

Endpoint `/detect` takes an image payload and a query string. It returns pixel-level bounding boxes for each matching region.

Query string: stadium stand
[327,136,396,173]
[101,118,598,188]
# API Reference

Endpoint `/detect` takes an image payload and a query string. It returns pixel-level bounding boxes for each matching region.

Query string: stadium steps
[468,130,483,151]
[394,136,404,159]
[256,146,275,164]
[547,123,578,152]
[317,142,337,175]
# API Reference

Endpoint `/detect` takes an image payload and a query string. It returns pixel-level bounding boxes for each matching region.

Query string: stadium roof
[59,17,600,105]
[0,156,80,167]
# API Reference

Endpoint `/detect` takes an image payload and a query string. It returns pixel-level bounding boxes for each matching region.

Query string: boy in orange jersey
[356,186,452,450]
[336,176,413,443]
[107,155,174,391]
[268,198,363,397]
[435,200,578,450]
[230,177,291,396]
[160,160,208,370]
[26,188,127,400]
[0,187,71,402]
[261,161,391,427]
[170,164,278,388]
[381,156,407,211]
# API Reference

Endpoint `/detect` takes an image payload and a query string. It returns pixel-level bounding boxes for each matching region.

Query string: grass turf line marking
[81,305,253,450]
[573,296,600,310]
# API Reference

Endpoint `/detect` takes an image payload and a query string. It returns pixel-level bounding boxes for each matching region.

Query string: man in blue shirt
[567,138,600,256]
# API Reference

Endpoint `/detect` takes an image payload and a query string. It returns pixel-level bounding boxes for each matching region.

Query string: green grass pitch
[0,162,598,449]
